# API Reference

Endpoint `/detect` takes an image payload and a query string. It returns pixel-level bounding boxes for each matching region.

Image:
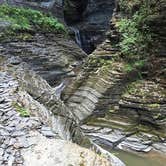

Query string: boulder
[22,131,112,166]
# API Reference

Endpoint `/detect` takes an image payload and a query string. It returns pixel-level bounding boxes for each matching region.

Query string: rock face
[23,131,112,166]
[0,55,125,165]
[1,0,116,54]
[0,61,114,166]
[0,0,166,164]
[62,1,166,154]
[1,33,86,86]
[65,0,115,53]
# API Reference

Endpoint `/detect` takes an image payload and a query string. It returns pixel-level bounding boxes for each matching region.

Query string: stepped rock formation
[62,0,166,154]
[0,0,166,165]
[0,5,124,164]
[0,56,125,166]
[1,33,86,86]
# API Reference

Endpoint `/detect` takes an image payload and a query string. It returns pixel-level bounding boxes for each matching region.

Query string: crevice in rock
[63,0,116,54]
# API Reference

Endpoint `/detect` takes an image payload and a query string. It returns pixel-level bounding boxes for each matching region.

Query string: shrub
[0,4,66,33]
[117,0,154,61]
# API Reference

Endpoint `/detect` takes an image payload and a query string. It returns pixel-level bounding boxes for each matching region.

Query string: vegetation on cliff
[117,0,164,61]
[0,4,66,33]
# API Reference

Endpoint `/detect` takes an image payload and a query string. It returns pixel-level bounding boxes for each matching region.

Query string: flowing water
[110,149,166,166]
[70,27,82,48]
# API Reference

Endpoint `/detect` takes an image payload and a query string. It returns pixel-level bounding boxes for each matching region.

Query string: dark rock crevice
[63,0,116,54]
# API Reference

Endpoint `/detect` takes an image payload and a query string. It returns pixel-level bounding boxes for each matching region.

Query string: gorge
[0,0,166,166]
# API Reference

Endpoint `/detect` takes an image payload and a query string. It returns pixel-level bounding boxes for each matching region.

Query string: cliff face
[0,0,166,165]
[0,57,115,166]
[1,33,86,86]
[62,0,166,154]
[64,0,115,53]
[1,0,115,54]
[0,4,125,166]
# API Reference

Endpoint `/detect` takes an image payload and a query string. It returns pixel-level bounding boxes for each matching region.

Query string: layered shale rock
[0,56,125,166]
[0,69,112,166]
[1,32,86,86]
[0,70,114,166]
[0,0,165,164]
[62,2,166,154]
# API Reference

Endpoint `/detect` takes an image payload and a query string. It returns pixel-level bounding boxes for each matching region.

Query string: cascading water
[63,0,115,54]
[70,26,96,54]
[70,27,83,49]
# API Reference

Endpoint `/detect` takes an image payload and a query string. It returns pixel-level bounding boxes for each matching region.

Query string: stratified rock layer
[0,58,117,166]
[1,33,86,86]
[62,11,166,154]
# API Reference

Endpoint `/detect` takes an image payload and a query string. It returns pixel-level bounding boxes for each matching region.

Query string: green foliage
[124,60,146,72]
[0,4,66,33]
[117,1,154,61]
[13,103,30,117]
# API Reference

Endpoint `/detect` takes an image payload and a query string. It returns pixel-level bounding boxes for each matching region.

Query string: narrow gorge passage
[0,0,166,166]
[64,0,115,54]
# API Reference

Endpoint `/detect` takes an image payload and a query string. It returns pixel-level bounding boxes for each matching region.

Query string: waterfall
[70,27,83,48]
[54,81,66,99]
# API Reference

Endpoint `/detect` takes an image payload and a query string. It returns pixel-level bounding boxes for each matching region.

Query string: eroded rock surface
[0,57,125,166]
[1,33,86,86]
[62,14,166,154]
[22,131,112,166]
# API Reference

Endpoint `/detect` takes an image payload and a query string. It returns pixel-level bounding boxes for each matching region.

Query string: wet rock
[86,130,125,144]
[40,126,57,138]
[153,143,166,153]
[118,136,152,153]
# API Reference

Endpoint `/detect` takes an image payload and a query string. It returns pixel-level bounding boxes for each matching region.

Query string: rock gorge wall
[1,33,87,86]
[0,0,166,165]
[0,2,125,165]
[62,0,166,154]
[0,58,114,165]
[64,0,115,53]
[1,0,116,54]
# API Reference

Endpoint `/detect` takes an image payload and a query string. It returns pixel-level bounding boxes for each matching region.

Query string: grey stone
[0,98,5,104]
[153,143,166,153]
[17,136,31,148]
[0,129,10,136]
[0,148,4,156]
[7,57,22,65]
[7,155,15,166]
[0,21,11,31]
[40,127,57,138]
[11,131,26,137]
[118,137,152,152]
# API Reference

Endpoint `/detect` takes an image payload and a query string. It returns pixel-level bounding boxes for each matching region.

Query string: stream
[110,149,166,166]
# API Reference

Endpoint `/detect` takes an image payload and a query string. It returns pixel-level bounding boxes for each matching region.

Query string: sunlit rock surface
[23,131,112,166]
